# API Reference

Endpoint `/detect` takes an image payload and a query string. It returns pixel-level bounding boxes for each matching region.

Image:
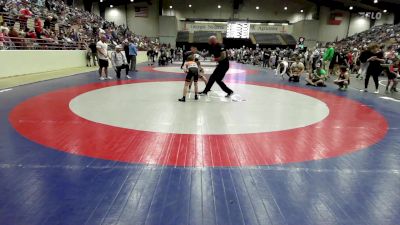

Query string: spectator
[96,35,110,80]
[0,28,5,49]
[88,39,97,66]
[18,7,32,30]
[111,44,130,79]
[289,56,304,82]
[34,16,43,38]
[364,43,385,93]
[128,39,138,71]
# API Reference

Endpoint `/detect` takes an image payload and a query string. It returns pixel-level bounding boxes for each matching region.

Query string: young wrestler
[334,66,350,91]
[189,53,208,91]
[383,65,398,93]
[178,55,199,102]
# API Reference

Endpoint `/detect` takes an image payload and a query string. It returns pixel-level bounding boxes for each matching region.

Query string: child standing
[179,55,199,102]
[383,65,398,93]
[189,54,208,91]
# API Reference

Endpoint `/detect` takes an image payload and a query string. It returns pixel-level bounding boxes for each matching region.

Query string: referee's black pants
[203,61,233,94]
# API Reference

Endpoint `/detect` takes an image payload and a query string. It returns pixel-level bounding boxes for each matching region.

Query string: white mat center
[69,82,329,135]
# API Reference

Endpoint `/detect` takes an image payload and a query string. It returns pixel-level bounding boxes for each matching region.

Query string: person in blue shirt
[128,40,138,72]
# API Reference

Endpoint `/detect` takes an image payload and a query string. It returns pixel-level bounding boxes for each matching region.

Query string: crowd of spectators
[335,23,400,50]
[0,0,161,50]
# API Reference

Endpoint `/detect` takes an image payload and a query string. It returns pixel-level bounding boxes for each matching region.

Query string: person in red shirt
[25,28,36,39]
[346,51,354,72]
[19,8,32,30]
[34,17,43,38]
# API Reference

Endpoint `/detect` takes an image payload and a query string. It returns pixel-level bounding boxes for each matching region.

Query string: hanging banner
[184,22,293,34]
[135,7,148,17]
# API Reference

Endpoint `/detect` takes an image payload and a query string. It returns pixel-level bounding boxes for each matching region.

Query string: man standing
[262,48,271,68]
[89,39,97,66]
[200,36,234,97]
[96,35,111,80]
[111,45,131,79]
[129,40,138,72]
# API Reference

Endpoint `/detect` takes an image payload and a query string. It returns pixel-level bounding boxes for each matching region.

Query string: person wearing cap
[111,45,131,79]
[199,36,234,97]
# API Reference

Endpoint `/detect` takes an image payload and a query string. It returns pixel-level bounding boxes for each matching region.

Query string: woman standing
[364,43,385,94]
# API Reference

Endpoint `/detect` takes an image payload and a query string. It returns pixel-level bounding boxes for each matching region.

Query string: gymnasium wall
[0,51,149,79]
[291,6,394,46]
[0,50,87,78]
[159,16,178,48]
[92,2,100,16]
[104,1,160,38]
[105,5,127,26]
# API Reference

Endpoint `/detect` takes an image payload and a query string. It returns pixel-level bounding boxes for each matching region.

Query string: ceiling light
[300,9,304,13]
[256,6,259,10]
[374,0,378,3]
[110,4,113,8]
[169,5,173,9]
[189,4,192,7]
[383,9,387,13]
[349,6,353,10]
[284,6,288,10]
[218,5,221,9]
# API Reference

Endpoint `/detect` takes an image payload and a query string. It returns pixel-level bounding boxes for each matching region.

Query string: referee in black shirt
[200,36,234,97]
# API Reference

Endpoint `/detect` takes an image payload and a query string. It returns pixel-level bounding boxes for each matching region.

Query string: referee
[199,36,233,97]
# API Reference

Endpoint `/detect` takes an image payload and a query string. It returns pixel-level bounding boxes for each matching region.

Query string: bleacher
[176,31,189,43]
[252,33,282,45]
[280,34,297,45]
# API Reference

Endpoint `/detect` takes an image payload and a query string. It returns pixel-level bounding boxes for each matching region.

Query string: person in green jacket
[323,43,335,76]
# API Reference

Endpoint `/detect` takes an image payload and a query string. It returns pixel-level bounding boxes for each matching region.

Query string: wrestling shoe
[199,91,208,96]
[225,92,234,98]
